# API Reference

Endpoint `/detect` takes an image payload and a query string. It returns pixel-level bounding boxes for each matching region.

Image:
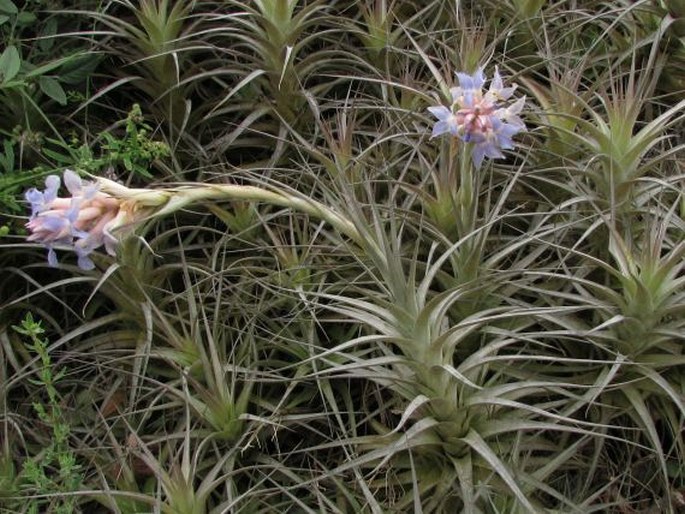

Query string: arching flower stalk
[428,67,526,168]
[25,170,365,270]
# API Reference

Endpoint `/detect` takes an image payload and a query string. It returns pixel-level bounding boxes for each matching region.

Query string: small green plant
[49,104,170,179]
[98,104,171,178]
[11,313,84,514]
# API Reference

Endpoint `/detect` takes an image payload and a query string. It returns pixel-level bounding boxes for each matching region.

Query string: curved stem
[99,177,368,250]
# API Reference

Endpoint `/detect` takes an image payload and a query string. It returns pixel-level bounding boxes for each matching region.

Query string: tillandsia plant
[24,169,363,270]
[423,66,527,281]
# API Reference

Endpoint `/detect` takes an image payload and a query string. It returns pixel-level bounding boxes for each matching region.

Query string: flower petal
[66,197,83,224]
[431,121,451,138]
[76,253,95,271]
[25,189,45,217]
[471,145,486,169]
[428,105,453,121]
[449,86,462,104]
[63,169,83,195]
[487,67,517,101]
[47,247,58,267]
[44,175,60,203]
[496,96,526,129]
[456,68,485,91]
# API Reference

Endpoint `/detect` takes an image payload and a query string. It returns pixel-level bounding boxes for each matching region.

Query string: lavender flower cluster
[428,67,526,168]
[25,170,123,270]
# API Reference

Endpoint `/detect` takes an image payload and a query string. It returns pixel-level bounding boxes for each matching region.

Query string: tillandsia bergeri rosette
[428,67,526,168]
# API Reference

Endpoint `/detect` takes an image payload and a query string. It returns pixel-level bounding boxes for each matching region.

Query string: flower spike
[25,169,367,272]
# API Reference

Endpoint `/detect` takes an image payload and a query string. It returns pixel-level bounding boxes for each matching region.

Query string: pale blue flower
[427,105,460,138]
[485,67,517,102]
[428,67,526,168]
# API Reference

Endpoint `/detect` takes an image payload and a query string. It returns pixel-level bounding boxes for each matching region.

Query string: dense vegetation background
[0,0,684,512]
